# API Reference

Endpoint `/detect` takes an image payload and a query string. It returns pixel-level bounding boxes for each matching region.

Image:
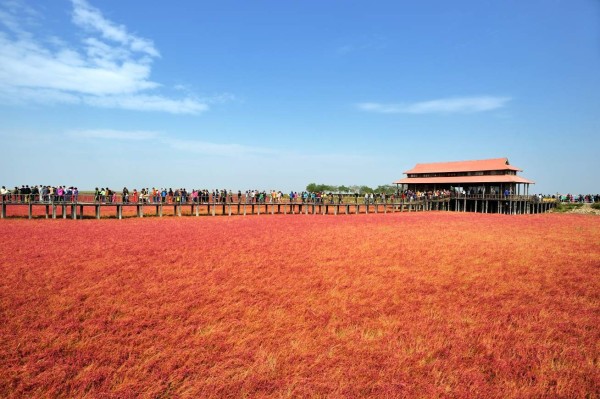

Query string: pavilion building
[393,158,534,196]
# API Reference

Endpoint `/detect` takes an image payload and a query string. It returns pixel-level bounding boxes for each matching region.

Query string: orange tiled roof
[393,175,535,185]
[404,158,521,174]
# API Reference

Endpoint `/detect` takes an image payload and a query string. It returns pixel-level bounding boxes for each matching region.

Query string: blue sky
[1,0,599,193]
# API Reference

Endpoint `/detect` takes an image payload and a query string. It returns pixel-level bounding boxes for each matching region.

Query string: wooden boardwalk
[1,195,555,219]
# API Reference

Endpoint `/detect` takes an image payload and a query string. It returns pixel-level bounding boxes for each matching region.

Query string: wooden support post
[520,201,523,215]
[345,204,349,215]
[62,205,67,219]
[79,205,84,219]
[28,203,32,219]
[117,205,122,220]
[177,205,182,217]
[95,205,100,220]
[195,205,199,217]
[374,203,378,214]
[45,205,49,219]
[213,203,216,216]
[1,203,5,219]
[244,203,247,216]
[228,203,232,216]
[71,205,77,219]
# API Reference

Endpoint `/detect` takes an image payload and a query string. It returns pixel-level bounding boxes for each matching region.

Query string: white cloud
[358,96,511,114]
[164,138,275,157]
[70,0,159,58]
[0,0,210,114]
[68,129,160,140]
[66,129,272,157]
[84,95,208,114]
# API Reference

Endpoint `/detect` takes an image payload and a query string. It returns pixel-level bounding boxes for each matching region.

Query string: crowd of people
[556,193,600,203]
[2,185,599,205]
[0,185,79,203]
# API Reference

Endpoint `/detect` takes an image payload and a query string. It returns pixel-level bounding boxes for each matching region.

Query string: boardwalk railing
[0,194,557,219]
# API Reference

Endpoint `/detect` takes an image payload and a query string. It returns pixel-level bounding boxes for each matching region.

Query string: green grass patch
[591,203,600,210]
[554,203,584,213]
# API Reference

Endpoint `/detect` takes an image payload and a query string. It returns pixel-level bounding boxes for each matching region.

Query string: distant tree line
[305,183,397,195]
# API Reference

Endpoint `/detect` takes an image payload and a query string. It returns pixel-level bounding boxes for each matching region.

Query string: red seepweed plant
[0,213,598,397]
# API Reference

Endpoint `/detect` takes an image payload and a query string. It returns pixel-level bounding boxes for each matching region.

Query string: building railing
[451,194,556,202]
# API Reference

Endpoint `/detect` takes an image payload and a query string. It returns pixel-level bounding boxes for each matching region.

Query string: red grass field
[1,213,598,398]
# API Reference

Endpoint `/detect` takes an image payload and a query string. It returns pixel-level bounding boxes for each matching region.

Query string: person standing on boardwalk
[122,187,129,203]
